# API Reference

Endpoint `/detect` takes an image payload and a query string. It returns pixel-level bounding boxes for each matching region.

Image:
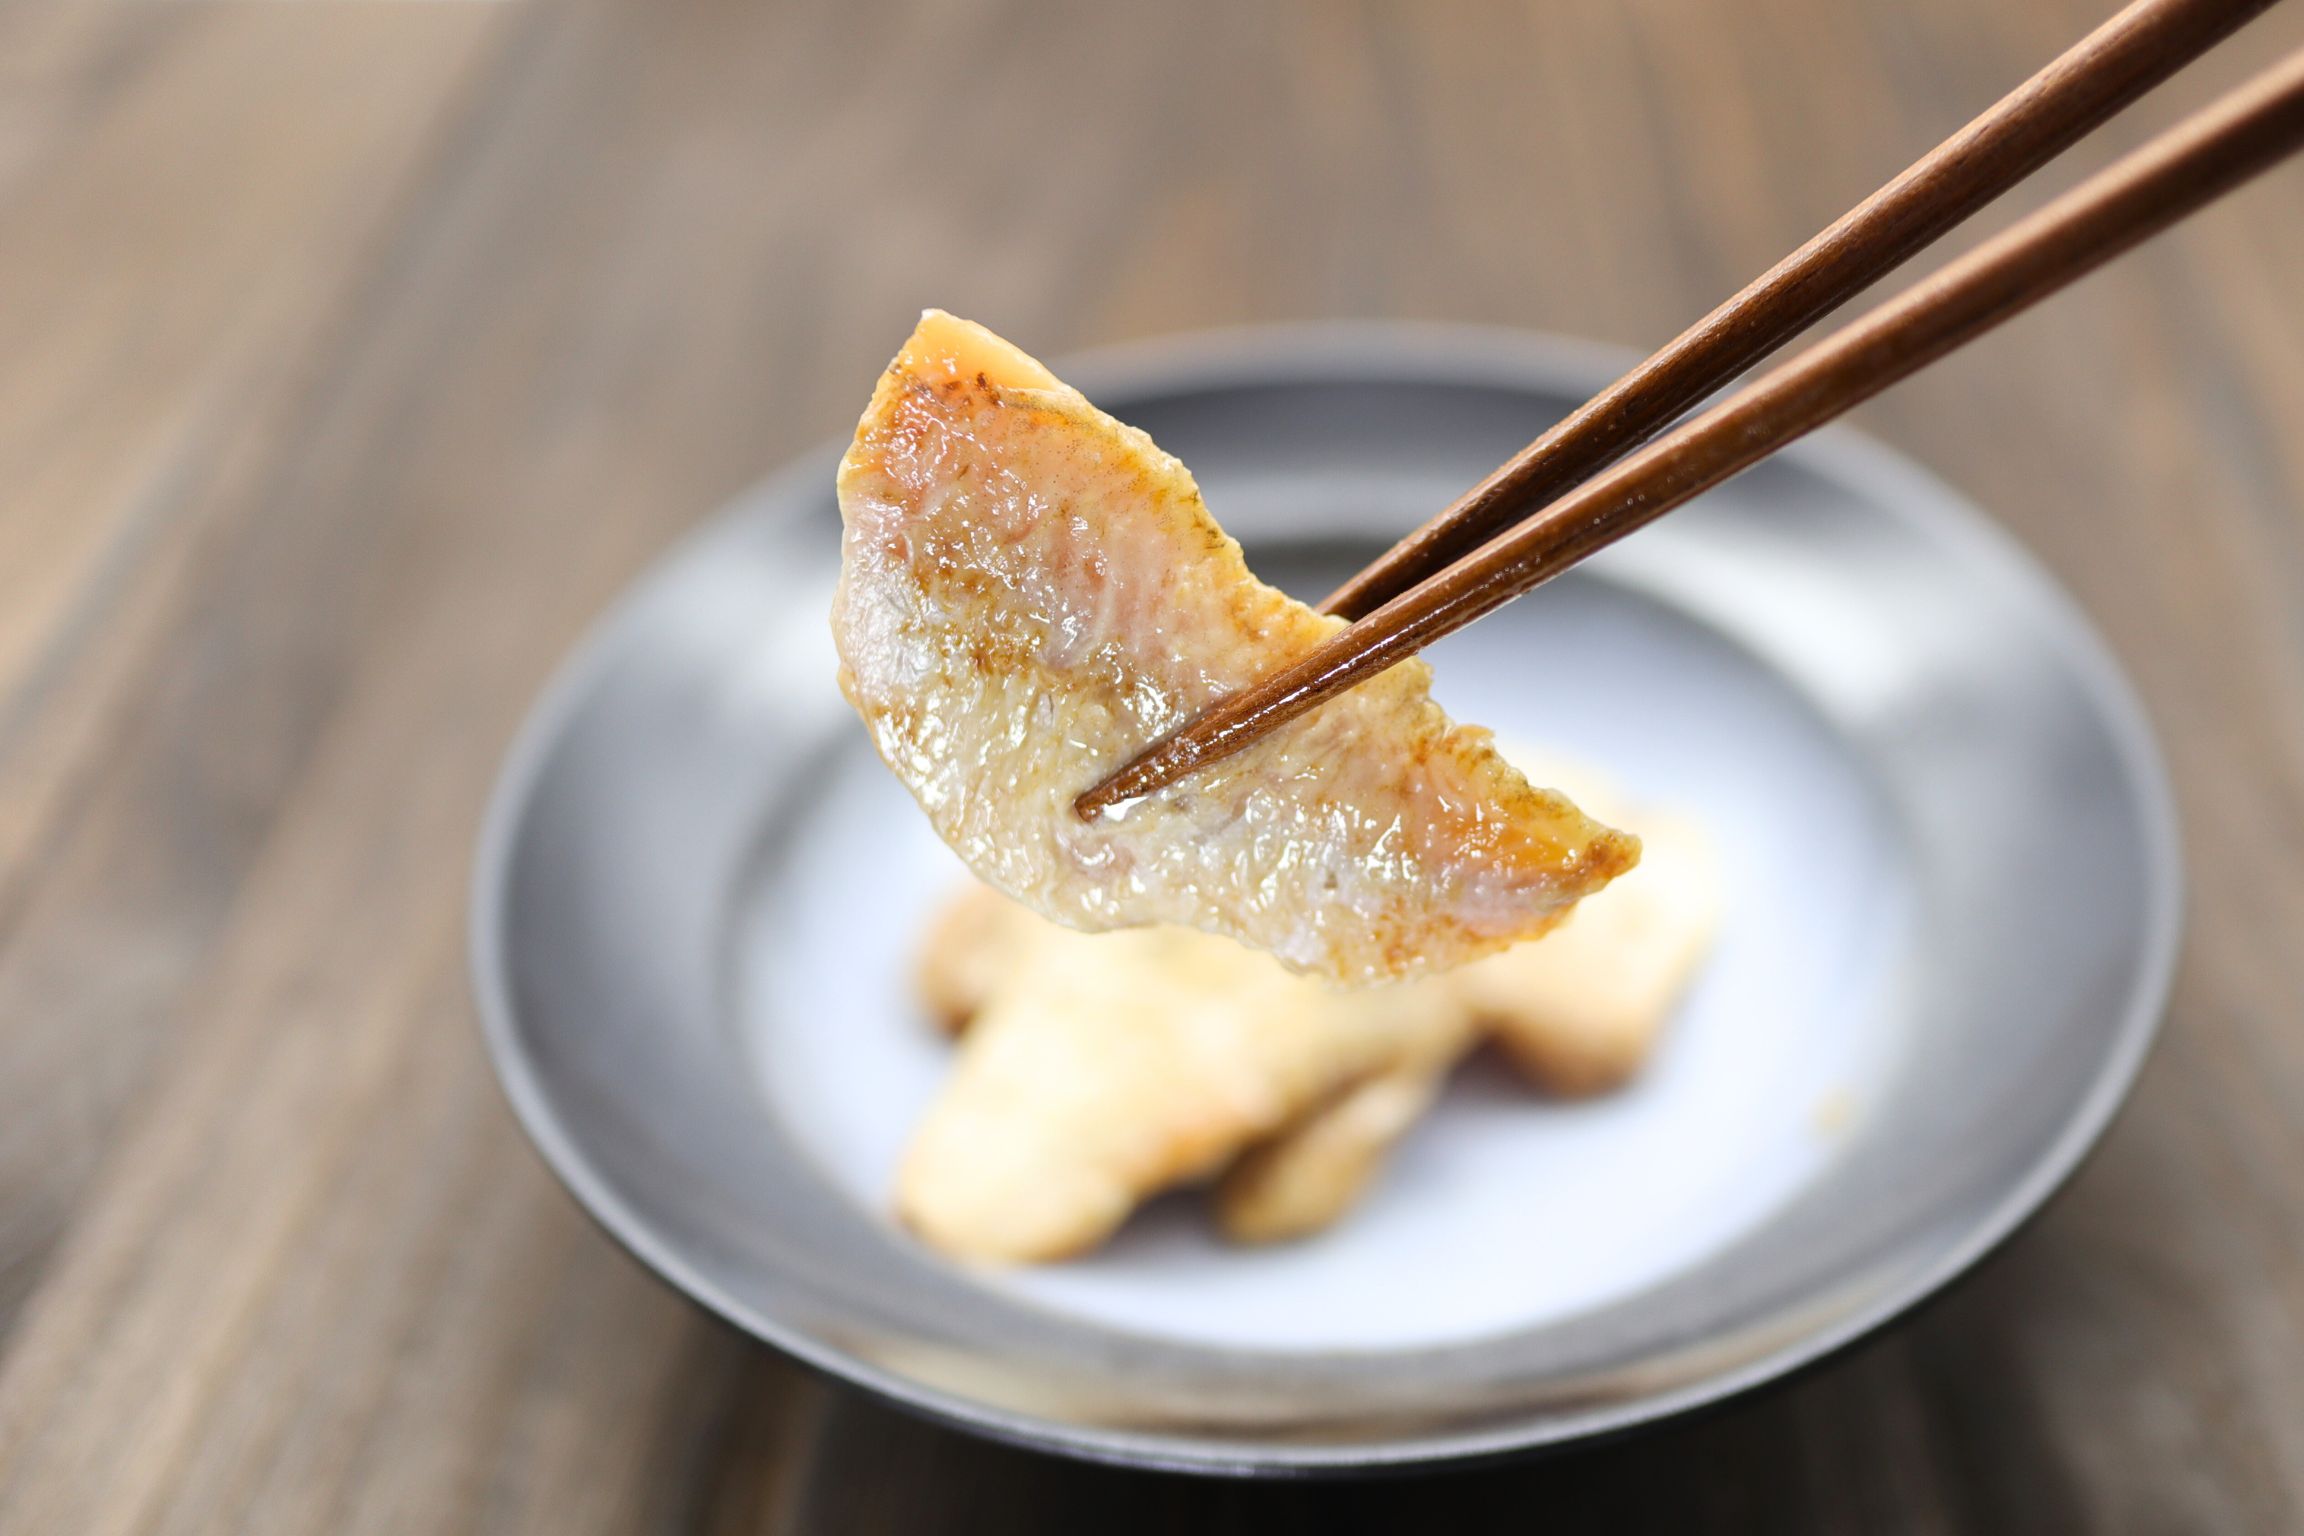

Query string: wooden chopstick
[1319,0,2277,623]
[1077,46,2304,821]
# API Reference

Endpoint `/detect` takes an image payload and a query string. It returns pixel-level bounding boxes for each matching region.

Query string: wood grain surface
[0,1,2299,1530]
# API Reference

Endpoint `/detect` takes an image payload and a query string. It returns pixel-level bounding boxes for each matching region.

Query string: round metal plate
[472,325,2179,1474]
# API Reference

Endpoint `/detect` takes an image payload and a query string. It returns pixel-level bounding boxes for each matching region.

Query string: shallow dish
[472,324,2178,1474]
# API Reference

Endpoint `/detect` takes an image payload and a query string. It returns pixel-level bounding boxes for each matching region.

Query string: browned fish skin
[834,311,1638,985]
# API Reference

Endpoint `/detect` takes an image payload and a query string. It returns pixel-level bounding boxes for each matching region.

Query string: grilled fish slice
[833,310,1638,985]
[895,901,1457,1262]
[1211,1007,1473,1246]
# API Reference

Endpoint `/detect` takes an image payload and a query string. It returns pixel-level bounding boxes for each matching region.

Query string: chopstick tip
[1075,746,1174,822]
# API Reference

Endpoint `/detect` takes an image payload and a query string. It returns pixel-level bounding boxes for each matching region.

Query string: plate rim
[469,320,2183,1475]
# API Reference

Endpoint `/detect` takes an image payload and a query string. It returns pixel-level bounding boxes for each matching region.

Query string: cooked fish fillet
[1211,1009,1472,1246]
[833,310,1638,985]
[895,907,1459,1263]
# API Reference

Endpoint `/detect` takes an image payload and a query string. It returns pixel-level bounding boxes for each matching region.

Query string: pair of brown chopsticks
[1077,0,2303,820]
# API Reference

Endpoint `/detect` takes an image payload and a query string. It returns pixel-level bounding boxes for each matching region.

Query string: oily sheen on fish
[832,310,1638,985]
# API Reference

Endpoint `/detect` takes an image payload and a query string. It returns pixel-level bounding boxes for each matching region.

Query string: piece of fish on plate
[898,890,1462,1262]
[832,310,1638,985]
[1211,1002,1474,1246]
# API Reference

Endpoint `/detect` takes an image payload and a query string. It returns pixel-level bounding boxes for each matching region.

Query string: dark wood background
[1,0,2301,1529]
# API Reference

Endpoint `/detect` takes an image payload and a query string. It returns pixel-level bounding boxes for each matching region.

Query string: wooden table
[1,1,2300,1529]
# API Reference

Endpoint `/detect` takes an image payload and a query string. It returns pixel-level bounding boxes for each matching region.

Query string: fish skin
[834,311,1638,985]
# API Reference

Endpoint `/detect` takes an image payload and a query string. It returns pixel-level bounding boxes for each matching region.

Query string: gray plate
[472,325,2180,1475]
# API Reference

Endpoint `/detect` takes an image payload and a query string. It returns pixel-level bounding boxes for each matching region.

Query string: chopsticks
[1318,0,2278,622]
[1076,41,2304,821]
